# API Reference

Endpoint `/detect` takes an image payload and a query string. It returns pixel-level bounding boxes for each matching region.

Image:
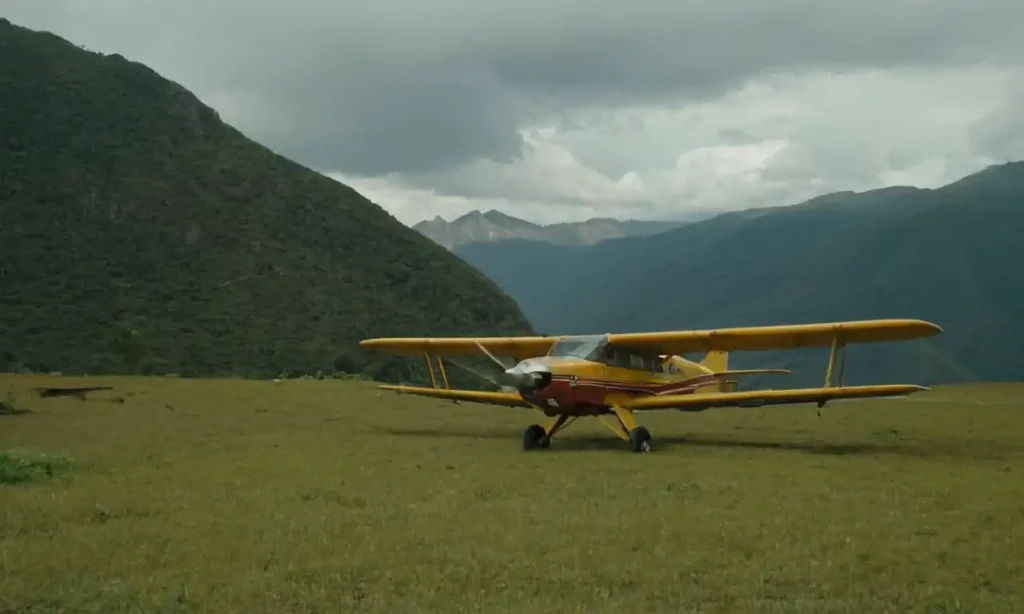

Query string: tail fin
[699,351,729,391]
[699,350,729,372]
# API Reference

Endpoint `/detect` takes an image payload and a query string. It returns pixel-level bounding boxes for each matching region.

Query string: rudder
[699,350,729,372]
[699,350,731,392]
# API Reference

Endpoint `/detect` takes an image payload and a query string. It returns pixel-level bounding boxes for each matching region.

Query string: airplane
[359,318,943,453]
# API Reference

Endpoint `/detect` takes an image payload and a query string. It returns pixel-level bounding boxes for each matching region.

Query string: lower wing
[378,385,531,408]
[622,384,927,411]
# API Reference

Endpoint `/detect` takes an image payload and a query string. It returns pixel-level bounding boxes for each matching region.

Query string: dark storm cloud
[249,61,533,175]
[5,0,1024,175]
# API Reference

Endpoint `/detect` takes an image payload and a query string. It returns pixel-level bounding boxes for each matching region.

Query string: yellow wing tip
[904,319,944,335]
[361,337,412,347]
[840,318,943,337]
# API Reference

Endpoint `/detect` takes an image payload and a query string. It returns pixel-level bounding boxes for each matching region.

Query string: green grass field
[2,374,1023,613]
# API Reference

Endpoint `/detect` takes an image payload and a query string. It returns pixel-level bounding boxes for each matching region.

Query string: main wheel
[629,426,652,453]
[522,424,547,451]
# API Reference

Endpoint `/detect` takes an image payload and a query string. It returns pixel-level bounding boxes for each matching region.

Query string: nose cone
[512,358,549,374]
[501,359,552,392]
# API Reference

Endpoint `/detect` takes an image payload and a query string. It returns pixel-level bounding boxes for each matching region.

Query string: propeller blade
[474,340,512,370]
[454,342,551,393]
[445,356,501,387]
[449,354,541,393]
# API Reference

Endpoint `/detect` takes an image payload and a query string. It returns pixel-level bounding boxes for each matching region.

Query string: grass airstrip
[2,373,1023,613]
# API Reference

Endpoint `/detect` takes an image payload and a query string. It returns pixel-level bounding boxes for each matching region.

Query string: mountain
[454,162,1024,387]
[413,209,692,250]
[0,18,533,383]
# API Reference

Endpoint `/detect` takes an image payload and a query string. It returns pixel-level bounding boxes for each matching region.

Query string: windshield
[547,335,607,361]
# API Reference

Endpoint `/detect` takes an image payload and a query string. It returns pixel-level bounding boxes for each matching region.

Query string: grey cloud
[763,140,888,187]
[970,71,1024,161]
[477,1,1024,105]
[5,0,1024,176]
[717,128,759,145]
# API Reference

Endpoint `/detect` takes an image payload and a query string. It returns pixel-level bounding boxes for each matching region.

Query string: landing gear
[629,426,652,453]
[524,411,652,452]
[522,415,573,450]
[596,406,654,452]
[522,424,549,450]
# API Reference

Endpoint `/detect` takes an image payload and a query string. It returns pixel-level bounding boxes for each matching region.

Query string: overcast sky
[6,1,1024,225]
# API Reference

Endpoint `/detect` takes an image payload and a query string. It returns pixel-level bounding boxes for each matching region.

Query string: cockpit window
[603,346,665,372]
[547,335,607,361]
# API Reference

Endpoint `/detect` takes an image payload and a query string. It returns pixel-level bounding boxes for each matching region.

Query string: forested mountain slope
[0,18,533,381]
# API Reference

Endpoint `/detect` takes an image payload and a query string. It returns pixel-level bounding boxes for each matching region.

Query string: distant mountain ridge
[453,161,1024,387]
[413,209,693,249]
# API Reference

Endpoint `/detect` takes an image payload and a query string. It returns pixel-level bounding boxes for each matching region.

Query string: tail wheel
[522,424,547,451]
[629,426,652,453]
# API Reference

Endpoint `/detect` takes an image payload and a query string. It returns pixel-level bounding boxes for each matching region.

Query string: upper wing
[621,384,927,411]
[360,319,942,361]
[608,319,942,356]
[360,336,557,362]
[378,384,532,408]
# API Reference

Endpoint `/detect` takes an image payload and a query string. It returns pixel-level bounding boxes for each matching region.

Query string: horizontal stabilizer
[622,384,928,411]
[715,368,790,376]
[378,385,531,408]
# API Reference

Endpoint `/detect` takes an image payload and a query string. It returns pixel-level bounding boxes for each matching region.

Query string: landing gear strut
[596,405,653,453]
[602,405,651,452]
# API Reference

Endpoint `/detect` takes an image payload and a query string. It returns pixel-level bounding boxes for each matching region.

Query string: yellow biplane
[360,318,942,452]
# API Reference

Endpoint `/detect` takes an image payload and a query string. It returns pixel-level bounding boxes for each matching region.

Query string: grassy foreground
[2,374,1023,613]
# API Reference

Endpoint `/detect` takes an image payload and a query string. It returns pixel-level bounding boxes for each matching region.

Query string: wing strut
[436,356,450,389]
[423,353,438,388]
[421,353,452,389]
[819,336,848,407]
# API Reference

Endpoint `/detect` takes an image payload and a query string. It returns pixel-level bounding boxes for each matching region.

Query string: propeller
[474,340,512,370]
[443,356,517,393]
[441,341,552,394]
[473,340,551,393]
